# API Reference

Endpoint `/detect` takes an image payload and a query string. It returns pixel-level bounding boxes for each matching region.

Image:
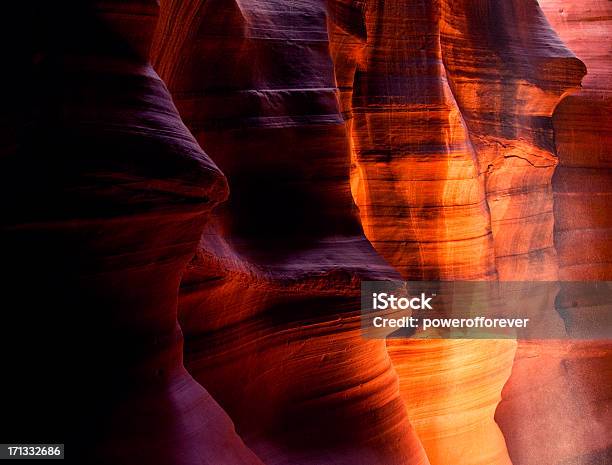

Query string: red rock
[331,1,584,464]
[540,0,612,281]
[494,3,612,465]
[1,2,262,464]
[2,1,610,464]
[152,1,429,464]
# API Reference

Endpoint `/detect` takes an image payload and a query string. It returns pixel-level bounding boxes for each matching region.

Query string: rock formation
[152,1,428,464]
[332,1,587,464]
[1,2,262,464]
[1,1,609,464]
[494,2,612,465]
[541,0,612,280]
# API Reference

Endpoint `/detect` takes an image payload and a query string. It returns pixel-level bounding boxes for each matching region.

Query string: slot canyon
[0,1,610,464]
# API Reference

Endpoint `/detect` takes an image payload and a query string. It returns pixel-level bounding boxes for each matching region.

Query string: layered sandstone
[2,2,609,465]
[540,0,612,280]
[494,3,612,465]
[331,1,585,465]
[152,1,429,464]
[1,2,261,464]
[330,1,511,462]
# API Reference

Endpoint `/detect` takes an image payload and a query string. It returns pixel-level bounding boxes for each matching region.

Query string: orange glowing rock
[331,1,586,465]
[4,1,609,464]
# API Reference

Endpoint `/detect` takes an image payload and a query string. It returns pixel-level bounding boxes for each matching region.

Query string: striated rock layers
[153,1,428,464]
[330,0,514,462]
[1,2,261,464]
[542,0,612,282]
[2,1,609,465]
[493,2,612,465]
[332,1,586,465]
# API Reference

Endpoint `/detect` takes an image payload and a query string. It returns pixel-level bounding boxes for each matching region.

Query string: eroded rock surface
[494,3,612,465]
[152,1,429,464]
[331,2,585,464]
[2,1,609,465]
[1,2,261,464]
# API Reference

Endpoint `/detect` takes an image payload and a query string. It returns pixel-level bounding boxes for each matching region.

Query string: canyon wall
[541,0,612,282]
[1,1,609,464]
[1,2,262,464]
[152,1,429,464]
[332,1,590,465]
[494,2,612,465]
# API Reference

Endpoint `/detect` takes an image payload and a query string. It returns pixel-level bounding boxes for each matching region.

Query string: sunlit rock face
[346,0,497,282]
[3,1,609,464]
[152,2,429,464]
[331,1,585,465]
[1,2,262,464]
[330,1,512,463]
[439,0,584,282]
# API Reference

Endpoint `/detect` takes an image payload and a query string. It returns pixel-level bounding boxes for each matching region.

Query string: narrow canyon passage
[1,1,609,464]
[149,1,610,464]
